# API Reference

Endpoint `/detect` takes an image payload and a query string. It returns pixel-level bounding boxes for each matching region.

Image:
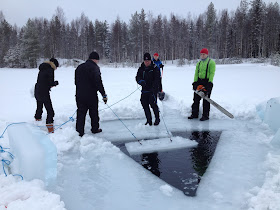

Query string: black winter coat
[75,60,106,101]
[136,62,161,93]
[35,61,57,100]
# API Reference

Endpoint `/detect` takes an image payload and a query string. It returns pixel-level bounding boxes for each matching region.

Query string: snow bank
[0,175,65,210]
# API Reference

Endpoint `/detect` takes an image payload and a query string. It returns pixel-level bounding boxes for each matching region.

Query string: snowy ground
[0,62,280,210]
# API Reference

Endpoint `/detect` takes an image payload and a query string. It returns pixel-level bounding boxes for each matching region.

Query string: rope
[106,104,142,145]
[0,145,23,179]
[139,88,172,142]
[99,87,140,111]
[0,122,26,139]
[159,104,172,142]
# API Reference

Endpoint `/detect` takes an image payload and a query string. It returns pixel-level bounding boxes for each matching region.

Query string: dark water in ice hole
[113,131,222,196]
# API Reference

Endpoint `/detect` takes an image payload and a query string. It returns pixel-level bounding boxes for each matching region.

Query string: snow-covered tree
[21,19,40,68]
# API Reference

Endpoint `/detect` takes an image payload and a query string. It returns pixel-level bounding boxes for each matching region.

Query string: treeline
[0,0,280,68]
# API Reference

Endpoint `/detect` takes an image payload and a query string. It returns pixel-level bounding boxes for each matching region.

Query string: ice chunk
[125,136,198,155]
[270,128,280,148]
[264,97,280,132]
[7,123,57,185]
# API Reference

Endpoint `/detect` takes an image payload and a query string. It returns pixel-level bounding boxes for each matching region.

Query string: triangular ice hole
[114,131,222,196]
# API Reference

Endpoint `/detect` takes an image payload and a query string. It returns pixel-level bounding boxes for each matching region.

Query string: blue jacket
[153,58,163,70]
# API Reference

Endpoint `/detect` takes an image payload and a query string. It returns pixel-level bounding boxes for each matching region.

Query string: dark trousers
[140,92,159,122]
[191,90,212,118]
[34,94,55,124]
[76,96,99,136]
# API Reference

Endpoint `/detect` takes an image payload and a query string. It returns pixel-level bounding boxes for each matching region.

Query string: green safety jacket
[193,57,216,83]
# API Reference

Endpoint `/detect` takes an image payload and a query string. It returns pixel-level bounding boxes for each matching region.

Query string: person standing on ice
[188,48,216,121]
[75,51,108,137]
[153,53,165,100]
[136,53,161,126]
[34,58,59,133]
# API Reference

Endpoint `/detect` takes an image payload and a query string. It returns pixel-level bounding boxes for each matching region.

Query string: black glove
[159,64,164,69]
[138,80,146,86]
[203,82,213,96]
[192,82,198,90]
[54,81,59,86]
[207,82,213,90]
[158,91,165,101]
[102,94,108,104]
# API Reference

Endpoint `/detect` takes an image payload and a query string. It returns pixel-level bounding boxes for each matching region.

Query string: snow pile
[245,153,280,210]
[0,175,65,210]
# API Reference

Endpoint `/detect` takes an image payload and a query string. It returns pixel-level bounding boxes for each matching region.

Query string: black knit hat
[50,58,59,68]
[89,51,100,60]
[144,53,151,61]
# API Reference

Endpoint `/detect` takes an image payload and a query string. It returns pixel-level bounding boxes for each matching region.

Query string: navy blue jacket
[136,62,161,93]
[75,60,106,101]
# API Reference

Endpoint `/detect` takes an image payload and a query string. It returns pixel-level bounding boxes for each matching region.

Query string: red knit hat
[200,48,208,55]
[153,53,159,57]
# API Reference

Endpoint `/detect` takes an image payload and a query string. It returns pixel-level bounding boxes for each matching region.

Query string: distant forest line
[0,0,280,68]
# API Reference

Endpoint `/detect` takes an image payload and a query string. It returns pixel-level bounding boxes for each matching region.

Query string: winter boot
[154,118,160,126]
[200,116,209,121]
[145,121,152,126]
[46,124,54,133]
[188,114,198,119]
[92,128,102,134]
[35,118,42,121]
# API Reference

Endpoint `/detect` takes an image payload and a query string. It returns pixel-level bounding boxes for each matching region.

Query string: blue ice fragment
[264,97,280,132]
[7,123,57,186]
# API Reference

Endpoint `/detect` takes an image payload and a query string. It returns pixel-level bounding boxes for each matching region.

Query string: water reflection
[141,153,161,177]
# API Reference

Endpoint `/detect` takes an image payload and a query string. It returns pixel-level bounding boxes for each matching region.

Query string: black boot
[145,121,152,126]
[188,114,198,119]
[154,118,160,126]
[200,116,209,121]
[92,128,102,134]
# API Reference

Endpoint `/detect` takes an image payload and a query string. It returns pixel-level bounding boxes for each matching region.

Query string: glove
[203,82,213,96]
[138,80,146,86]
[54,81,59,86]
[192,82,198,90]
[159,64,164,69]
[207,82,213,90]
[158,91,165,101]
[102,94,108,104]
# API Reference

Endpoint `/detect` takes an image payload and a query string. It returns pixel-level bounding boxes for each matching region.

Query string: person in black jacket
[75,51,108,137]
[136,53,161,126]
[34,58,59,133]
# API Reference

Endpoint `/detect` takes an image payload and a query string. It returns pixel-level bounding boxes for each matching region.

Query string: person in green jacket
[188,48,216,121]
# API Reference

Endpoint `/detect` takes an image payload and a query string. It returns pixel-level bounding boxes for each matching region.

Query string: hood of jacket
[39,61,57,71]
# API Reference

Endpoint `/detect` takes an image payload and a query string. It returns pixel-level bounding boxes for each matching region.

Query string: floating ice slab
[264,97,280,132]
[7,123,57,185]
[125,136,198,155]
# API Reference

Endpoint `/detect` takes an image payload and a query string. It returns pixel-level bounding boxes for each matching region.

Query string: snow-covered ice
[0,62,280,210]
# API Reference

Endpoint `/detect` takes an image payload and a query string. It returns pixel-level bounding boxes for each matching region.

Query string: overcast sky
[1,0,279,27]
